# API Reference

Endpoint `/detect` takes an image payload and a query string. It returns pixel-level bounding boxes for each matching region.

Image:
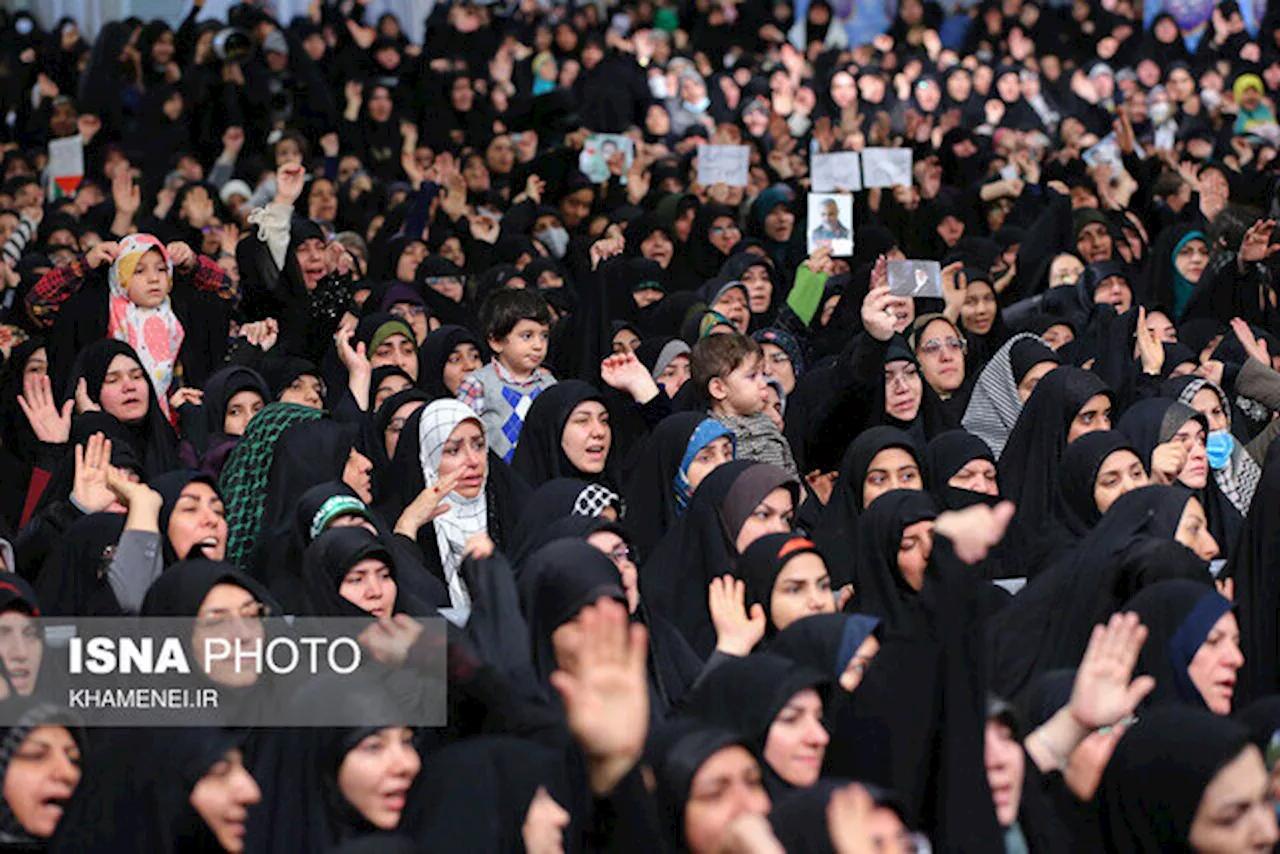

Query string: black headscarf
[252,420,362,609]
[517,538,626,694]
[193,364,270,453]
[998,366,1112,576]
[988,486,1211,701]
[48,726,248,854]
[813,426,924,587]
[737,533,831,640]
[301,526,416,619]
[149,469,223,566]
[622,412,725,557]
[0,338,45,465]
[683,652,829,794]
[1119,397,1241,560]
[851,490,938,634]
[141,557,274,618]
[1125,579,1234,712]
[770,613,883,684]
[64,339,179,478]
[508,478,624,566]
[1097,705,1251,853]
[641,460,798,657]
[416,325,482,401]
[510,380,617,489]
[924,429,998,510]
[33,511,126,617]
[0,702,85,852]
[645,719,756,852]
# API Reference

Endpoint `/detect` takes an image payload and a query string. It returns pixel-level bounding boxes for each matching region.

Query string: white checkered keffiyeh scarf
[1175,376,1262,515]
[573,483,622,518]
[419,400,490,610]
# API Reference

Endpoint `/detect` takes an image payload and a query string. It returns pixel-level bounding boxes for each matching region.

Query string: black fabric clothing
[510,380,617,489]
[924,429,997,510]
[769,612,882,681]
[301,525,431,619]
[1125,579,1233,711]
[851,490,938,634]
[812,426,924,588]
[1228,440,1280,705]
[1097,705,1251,853]
[736,532,830,640]
[640,460,798,658]
[417,324,482,401]
[621,412,711,558]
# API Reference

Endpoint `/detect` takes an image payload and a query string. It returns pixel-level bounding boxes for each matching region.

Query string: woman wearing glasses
[909,313,974,429]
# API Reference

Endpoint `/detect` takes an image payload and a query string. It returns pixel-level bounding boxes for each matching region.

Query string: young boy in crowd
[691,332,798,479]
[457,289,557,462]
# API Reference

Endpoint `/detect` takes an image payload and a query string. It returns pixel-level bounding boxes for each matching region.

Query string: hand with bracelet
[1025,611,1153,776]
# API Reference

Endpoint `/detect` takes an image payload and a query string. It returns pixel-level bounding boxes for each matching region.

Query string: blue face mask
[1206,429,1234,470]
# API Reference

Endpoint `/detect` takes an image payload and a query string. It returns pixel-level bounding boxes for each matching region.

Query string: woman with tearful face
[1120,398,1239,562]
[386,400,529,616]
[643,461,800,657]
[623,413,736,557]
[50,727,261,854]
[1098,706,1278,853]
[0,703,83,850]
[685,652,830,792]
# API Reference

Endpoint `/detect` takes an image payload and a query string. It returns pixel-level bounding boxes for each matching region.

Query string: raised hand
[72,433,116,513]
[222,126,245,158]
[1134,306,1165,375]
[468,213,500,245]
[275,163,307,207]
[18,372,73,444]
[335,325,371,380]
[105,465,162,512]
[1150,441,1189,485]
[169,387,203,411]
[85,241,120,270]
[238,318,279,351]
[933,501,1016,564]
[1068,611,1154,730]
[166,241,195,270]
[464,533,495,561]
[600,352,660,403]
[394,470,460,537]
[549,599,649,795]
[1239,219,1280,264]
[589,233,625,271]
[1230,317,1270,365]
[112,170,141,220]
[860,282,898,343]
[709,575,766,656]
[826,783,877,854]
[358,615,426,667]
[940,261,966,322]
[74,377,100,415]
[521,787,571,854]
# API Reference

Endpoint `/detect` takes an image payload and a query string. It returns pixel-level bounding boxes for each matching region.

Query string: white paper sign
[696,144,750,187]
[810,151,862,192]
[806,193,854,257]
[861,147,914,189]
[47,135,84,200]
[579,134,634,184]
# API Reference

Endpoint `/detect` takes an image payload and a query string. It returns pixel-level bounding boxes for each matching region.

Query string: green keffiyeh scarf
[219,402,324,568]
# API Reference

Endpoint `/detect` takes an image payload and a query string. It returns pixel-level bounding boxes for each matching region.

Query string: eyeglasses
[386,417,408,434]
[918,337,966,355]
[608,545,633,564]
[766,351,791,364]
[391,304,427,318]
[710,225,741,236]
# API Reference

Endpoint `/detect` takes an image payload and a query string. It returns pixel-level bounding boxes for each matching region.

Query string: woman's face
[561,401,611,474]
[838,634,881,692]
[1187,610,1244,715]
[763,689,829,788]
[740,265,774,315]
[342,448,374,503]
[586,529,639,613]
[763,205,795,242]
[1191,388,1230,434]
[708,216,741,256]
[915,319,965,394]
[612,327,642,354]
[368,86,393,122]
[337,727,420,831]
[1067,394,1113,443]
[883,360,923,423]
[280,374,325,409]
[192,583,265,687]
[395,241,428,283]
[686,436,734,493]
[3,726,80,839]
[769,552,834,632]
[1167,418,1210,490]
[383,400,423,461]
[339,557,397,618]
[948,458,998,495]
[189,748,261,854]
[436,419,487,498]
[1092,449,1148,514]
[897,520,934,590]
[641,229,674,268]
[442,343,482,395]
[1017,361,1058,403]
[1188,746,1279,853]
[646,104,671,136]
[168,481,228,562]
[862,447,922,508]
[462,155,490,192]
[1175,238,1210,284]
[308,178,339,222]
[985,719,1025,828]
[947,70,972,101]
[151,30,175,65]
[23,348,48,378]
[831,71,857,108]
[1041,324,1075,350]
[373,375,413,411]
[759,343,796,394]
[1176,497,1220,561]
[1093,274,1132,313]
[683,746,771,854]
[99,353,150,423]
[224,390,264,436]
[559,188,594,229]
[961,281,997,336]
[712,287,751,334]
[734,487,795,553]
[658,354,692,398]
[0,611,41,696]
[372,333,419,381]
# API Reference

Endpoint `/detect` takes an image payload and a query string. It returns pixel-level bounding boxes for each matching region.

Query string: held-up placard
[696,144,750,187]
[886,259,943,298]
[806,193,854,257]
[810,151,862,192]
[861,147,914,189]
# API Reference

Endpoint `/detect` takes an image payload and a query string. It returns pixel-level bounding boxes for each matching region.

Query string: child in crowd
[456,289,557,461]
[691,332,798,479]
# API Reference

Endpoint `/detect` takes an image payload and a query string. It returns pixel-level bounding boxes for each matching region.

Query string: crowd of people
[2,0,1280,850]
